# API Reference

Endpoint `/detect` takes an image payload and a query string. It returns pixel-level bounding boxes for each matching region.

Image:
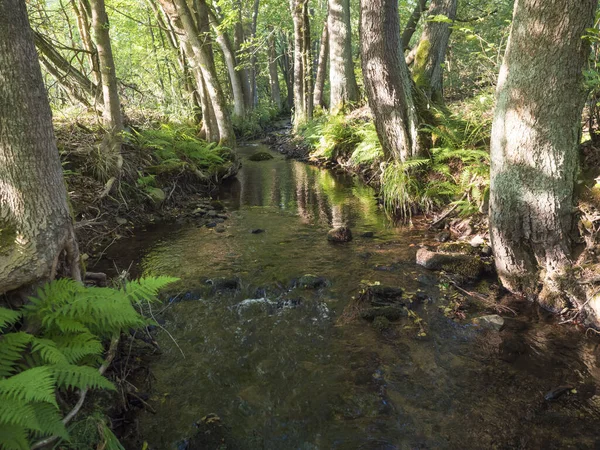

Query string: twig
[146,299,185,359]
[430,192,468,229]
[441,273,517,316]
[31,336,120,449]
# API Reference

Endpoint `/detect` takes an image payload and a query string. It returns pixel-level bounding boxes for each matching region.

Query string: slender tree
[0,0,81,293]
[360,0,422,161]
[489,0,597,310]
[401,0,429,51]
[268,30,283,110]
[291,0,313,129]
[412,0,457,103]
[313,11,329,109]
[328,0,359,112]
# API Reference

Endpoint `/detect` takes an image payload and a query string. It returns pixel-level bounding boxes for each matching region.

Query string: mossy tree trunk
[401,0,429,51]
[328,0,359,113]
[411,0,457,103]
[490,0,597,311]
[360,0,422,162]
[0,0,81,294]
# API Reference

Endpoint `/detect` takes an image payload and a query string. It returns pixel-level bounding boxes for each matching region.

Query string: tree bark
[268,31,282,110]
[161,0,235,145]
[234,2,253,111]
[412,0,457,103]
[291,0,312,129]
[90,0,124,158]
[207,5,247,119]
[360,0,422,161]
[250,0,260,108]
[0,0,81,294]
[313,13,329,109]
[401,0,428,51]
[489,0,596,310]
[328,0,359,113]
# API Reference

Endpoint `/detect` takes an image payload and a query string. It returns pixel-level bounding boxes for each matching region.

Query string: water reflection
[218,147,381,230]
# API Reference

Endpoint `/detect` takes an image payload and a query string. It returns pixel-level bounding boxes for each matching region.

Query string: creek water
[100,141,600,449]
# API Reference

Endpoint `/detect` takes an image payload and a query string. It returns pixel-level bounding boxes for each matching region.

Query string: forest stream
[97,139,600,449]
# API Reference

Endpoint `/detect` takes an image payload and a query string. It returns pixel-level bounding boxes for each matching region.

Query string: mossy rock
[438,242,480,256]
[360,306,406,321]
[249,151,274,161]
[417,248,487,280]
[297,274,329,289]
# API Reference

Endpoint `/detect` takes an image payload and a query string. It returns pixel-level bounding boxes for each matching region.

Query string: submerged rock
[327,227,353,243]
[248,151,274,161]
[416,247,487,280]
[296,274,329,289]
[473,314,505,331]
[361,231,375,238]
[209,277,241,292]
[360,306,406,321]
[251,228,265,234]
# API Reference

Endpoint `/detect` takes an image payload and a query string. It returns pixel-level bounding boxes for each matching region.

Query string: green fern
[0,276,178,449]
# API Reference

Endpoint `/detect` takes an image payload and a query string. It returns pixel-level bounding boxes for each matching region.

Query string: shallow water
[100,142,600,449]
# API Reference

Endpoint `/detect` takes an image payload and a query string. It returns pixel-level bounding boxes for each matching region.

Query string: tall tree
[90,0,124,191]
[328,0,358,112]
[489,0,597,310]
[313,13,329,109]
[268,30,283,110]
[360,0,422,161]
[401,0,429,51]
[0,0,80,293]
[291,0,313,129]
[411,0,457,103]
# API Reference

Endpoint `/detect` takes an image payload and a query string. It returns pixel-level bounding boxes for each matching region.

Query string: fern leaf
[51,333,103,364]
[0,366,57,406]
[31,338,68,365]
[0,424,29,450]
[0,332,33,378]
[29,402,69,440]
[50,364,115,391]
[0,395,39,430]
[0,307,21,330]
[100,423,125,450]
[123,276,179,304]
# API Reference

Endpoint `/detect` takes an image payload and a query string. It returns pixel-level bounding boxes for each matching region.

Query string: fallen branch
[441,273,517,316]
[430,192,468,229]
[31,336,120,449]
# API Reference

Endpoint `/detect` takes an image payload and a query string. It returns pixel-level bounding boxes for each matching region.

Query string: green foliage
[349,122,384,165]
[0,276,177,449]
[127,124,231,179]
[381,111,491,221]
[232,105,281,140]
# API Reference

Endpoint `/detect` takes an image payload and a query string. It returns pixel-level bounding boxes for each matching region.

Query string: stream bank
[88,134,600,449]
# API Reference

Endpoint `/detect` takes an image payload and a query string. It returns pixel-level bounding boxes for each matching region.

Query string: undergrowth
[232,104,281,140]
[0,276,177,450]
[298,102,491,221]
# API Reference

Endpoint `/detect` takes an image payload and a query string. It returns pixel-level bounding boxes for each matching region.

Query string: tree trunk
[291,0,312,129]
[268,31,282,111]
[328,0,359,113]
[71,0,101,90]
[34,31,100,109]
[313,13,329,109]
[162,0,235,145]
[412,0,457,103]
[207,6,247,119]
[360,0,422,161]
[234,2,253,111]
[489,0,596,311]
[0,0,81,294]
[401,0,428,51]
[90,0,124,159]
[250,0,260,108]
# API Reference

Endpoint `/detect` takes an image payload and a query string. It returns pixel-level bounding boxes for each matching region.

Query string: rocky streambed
[94,140,600,449]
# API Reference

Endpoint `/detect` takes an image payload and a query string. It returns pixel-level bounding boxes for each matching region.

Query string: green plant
[349,122,384,166]
[0,276,177,449]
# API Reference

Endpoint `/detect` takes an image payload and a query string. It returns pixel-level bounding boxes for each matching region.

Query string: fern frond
[0,366,57,406]
[123,276,179,304]
[31,338,68,365]
[0,332,33,378]
[0,307,21,329]
[100,423,125,450]
[29,402,69,440]
[0,395,39,430]
[50,364,115,391]
[0,424,29,450]
[51,333,103,364]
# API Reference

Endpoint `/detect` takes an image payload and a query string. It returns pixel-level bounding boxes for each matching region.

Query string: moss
[440,256,485,280]
[412,38,432,90]
[439,242,480,255]
[0,220,17,253]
